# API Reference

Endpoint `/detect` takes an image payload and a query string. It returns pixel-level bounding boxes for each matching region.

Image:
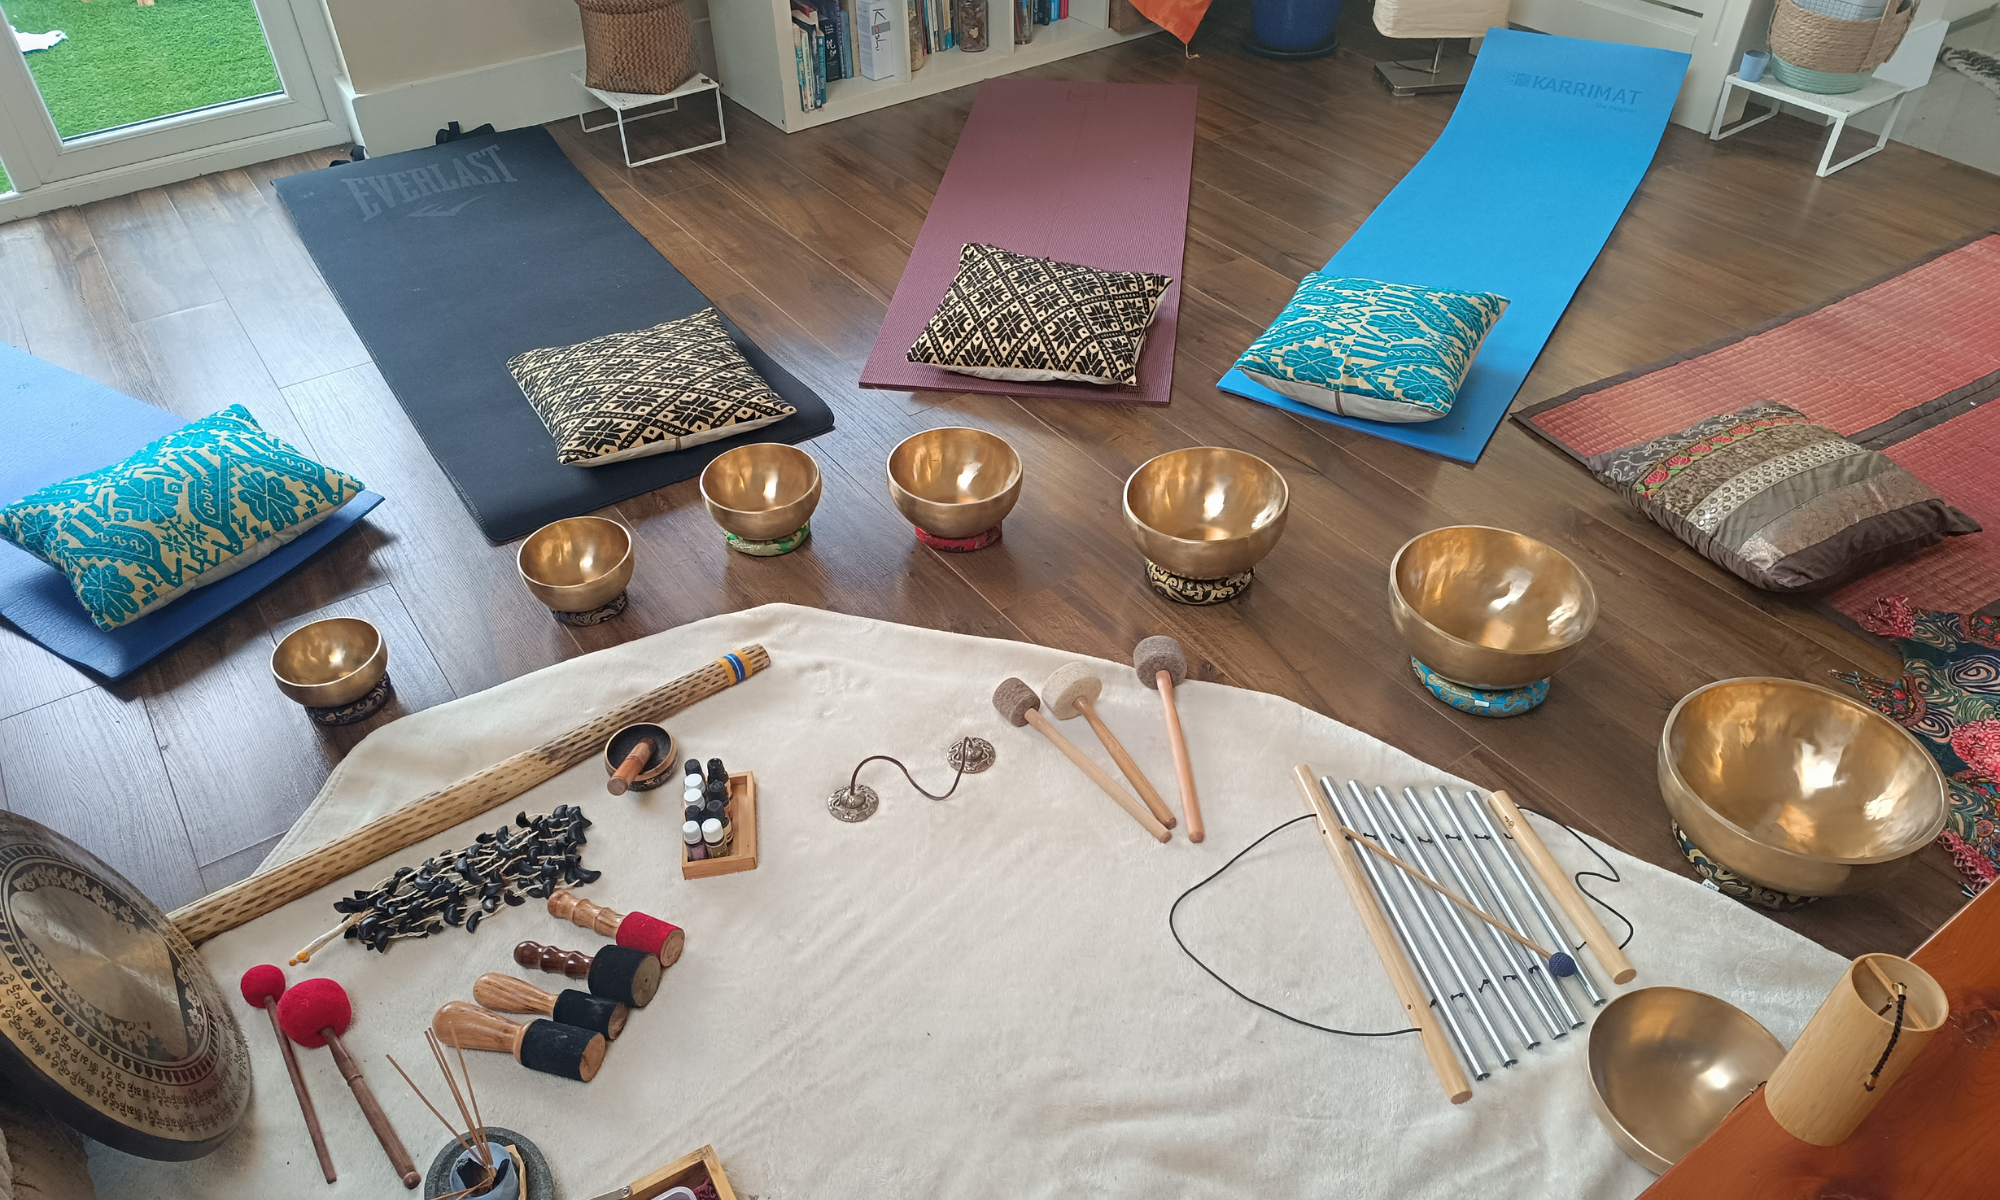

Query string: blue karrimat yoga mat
[1217,29,1689,463]
[0,345,382,680]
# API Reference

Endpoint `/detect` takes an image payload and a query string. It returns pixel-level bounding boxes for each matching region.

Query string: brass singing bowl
[1388,525,1599,690]
[1588,987,1786,1174]
[1659,677,1948,896]
[886,427,1023,540]
[700,443,823,542]
[516,516,635,612]
[271,617,387,708]
[1122,448,1289,580]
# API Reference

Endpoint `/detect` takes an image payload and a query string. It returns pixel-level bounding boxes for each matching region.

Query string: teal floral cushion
[0,405,364,629]
[1233,274,1508,423]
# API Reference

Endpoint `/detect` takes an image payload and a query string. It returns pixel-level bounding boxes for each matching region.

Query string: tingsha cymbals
[0,812,251,1160]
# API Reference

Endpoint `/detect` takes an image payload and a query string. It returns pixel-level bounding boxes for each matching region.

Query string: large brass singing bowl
[1389,525,1599,690]
[1122,448,1289,580]
[1588,987,1786,1174]
[271,617,387,708]
[886,427,1023,540]
[700,443,823,542]
[1659,677,1948,896]
[516,516,635,612]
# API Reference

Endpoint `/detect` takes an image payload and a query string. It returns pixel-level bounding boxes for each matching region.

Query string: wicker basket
[575,0,697,96]
[1768,0,1913,75]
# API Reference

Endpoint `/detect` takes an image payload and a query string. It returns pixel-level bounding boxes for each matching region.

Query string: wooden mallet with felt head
[277,977,420,1188]
[239,965,337,1184]
[993,677,1169,842]
[473,973,630,1039]
[433,1001,608,1082]
[1134,636,1204,842]
[1042,662,1176,832]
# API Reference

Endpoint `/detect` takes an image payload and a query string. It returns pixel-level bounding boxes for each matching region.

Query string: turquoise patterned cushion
[0,405,364,629]
[1234,274,1508,424]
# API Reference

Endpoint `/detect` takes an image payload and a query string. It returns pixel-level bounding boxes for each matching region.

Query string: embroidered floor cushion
[1233,274,1508,423]
[906,243,1173,386]
[1584,401,1980,592]
[0,404,365,629]
[509,309,797,467]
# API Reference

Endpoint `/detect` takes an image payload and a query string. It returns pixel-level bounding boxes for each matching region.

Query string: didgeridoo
[170,646,770,944]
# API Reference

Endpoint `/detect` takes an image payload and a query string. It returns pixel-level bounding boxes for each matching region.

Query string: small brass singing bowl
[271,617,387,709]
[1389,525,1599,690]
[700,443,823,543]
[1122,448,1289,580]
[886,427,1023,541]
[1588,987,1786,1174]
[1659,677,1948,896]
[516,516,635,613]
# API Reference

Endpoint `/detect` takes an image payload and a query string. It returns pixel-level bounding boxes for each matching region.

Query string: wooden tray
[682,773,757,879]
[621,1143,739,1200]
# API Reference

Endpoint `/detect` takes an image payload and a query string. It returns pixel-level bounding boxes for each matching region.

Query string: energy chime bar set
[1291,767,1635,1103]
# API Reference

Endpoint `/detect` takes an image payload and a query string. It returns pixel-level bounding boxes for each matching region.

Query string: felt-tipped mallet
[433,1000,608,1082]
[276,977,420,1188]
[1135,636,1204,842]
[473,973,630,1040]
[546,890,684,967]
[240,965,337,1183]
[993,678,1169,842]
[1042,662,1176,832]
[514,940,662,1008]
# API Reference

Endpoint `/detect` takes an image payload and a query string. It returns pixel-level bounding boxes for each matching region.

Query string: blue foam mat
[0,345,381,681]
[1217,29,1689,463]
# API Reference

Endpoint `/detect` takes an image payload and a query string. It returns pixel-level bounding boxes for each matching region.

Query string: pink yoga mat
[859,78,1196,406]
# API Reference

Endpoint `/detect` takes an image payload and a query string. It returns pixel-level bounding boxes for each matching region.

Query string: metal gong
[0,811,251,1159]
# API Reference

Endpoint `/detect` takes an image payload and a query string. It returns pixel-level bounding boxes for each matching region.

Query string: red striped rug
[1518,231,2000,622]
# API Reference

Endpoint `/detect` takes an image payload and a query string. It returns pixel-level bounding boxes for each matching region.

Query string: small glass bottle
[702,817,728,858]
[682,820,706,861]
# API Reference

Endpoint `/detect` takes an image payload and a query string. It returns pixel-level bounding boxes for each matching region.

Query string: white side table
[573,72,727,168]
[1708,71,1910,177]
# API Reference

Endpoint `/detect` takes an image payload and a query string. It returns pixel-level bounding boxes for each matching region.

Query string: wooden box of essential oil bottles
[625,1143,741,1199]
[683,774,759,880]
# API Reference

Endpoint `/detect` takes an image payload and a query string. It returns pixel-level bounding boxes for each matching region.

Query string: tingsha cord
[828,737,994,823]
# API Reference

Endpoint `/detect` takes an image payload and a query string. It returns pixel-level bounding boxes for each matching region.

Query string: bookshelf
[711,0,1159,133]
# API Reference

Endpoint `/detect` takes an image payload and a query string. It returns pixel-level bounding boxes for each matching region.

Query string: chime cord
[1170,806,1638,1034]
[846,737,979,801]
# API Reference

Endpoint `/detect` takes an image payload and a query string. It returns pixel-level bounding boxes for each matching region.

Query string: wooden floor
[3,20,1998,959]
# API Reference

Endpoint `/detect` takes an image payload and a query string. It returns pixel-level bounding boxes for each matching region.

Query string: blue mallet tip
[1548,951,1578,978]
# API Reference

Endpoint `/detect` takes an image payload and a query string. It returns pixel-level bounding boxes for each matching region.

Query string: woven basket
[575,0,697,95]
[1768,0,1913,75]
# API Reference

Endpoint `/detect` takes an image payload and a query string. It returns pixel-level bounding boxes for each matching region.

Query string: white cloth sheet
[90,604,1843,1198]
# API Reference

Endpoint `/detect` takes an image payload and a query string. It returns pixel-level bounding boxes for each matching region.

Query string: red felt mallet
[277,977,420,1189]
[546,890,684,966]
[239,965,337,1184]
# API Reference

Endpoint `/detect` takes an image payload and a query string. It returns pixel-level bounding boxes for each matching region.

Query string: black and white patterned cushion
[906,244,1173,387]
[508,309,796,467]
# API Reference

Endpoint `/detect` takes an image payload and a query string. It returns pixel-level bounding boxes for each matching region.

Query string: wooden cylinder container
[1766,953,1948,1145]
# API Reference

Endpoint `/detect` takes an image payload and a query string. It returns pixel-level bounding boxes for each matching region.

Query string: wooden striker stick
[170,645,771,945]
[324,1029,420,1187]
[607,741,653,795]
[1485,789,1635,984]
[1156,672,1204,843]
[1073,695,1177,830]
[262,997,337,1183]
[1295,766,1471,1104]
[1333,823,1555,961]
[1022,708,1170,841]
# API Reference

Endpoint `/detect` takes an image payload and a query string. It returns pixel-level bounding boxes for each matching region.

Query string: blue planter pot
[1247,0,1342,58]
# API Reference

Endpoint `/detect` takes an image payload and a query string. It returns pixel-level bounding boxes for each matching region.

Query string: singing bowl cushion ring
[914,524,1002,552]
[1674,824,1817,911]
[906,243,1173,387]
[1412,657,1549,717]
[0,404,365,630]
[723,521,811,556]
[306,673,395,726]
[1232,273,1508,424]
[1145,561,1254,605]
[508,308,797,467]
[276,977,352,1048]
[1133,635,1186,689]
[1041,662,1103,719]
[1582,401,1978,592]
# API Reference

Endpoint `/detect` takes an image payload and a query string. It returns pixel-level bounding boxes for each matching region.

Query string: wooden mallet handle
[1296,766,1471,1104]
[607,741,653,795]
[264,999,336,1183]
[322,1030,419,1187]
[1486,790,1636,984]
[432,1001,527,1058]
[1022,708,1169,841]
[474,973,559,1017]
[1157,672,1204,843]
[1075,696,1177,831]
[547,890,622,938]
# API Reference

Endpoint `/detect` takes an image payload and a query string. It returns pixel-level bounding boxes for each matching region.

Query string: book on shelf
[837,1,855,82]
[908,0,928,69]
[817,0,844,83]
[857,0,895,78]
[791,1,827,110]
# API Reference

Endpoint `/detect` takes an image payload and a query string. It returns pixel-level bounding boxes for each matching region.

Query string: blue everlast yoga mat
[1217,29,1688,463]
[0,345,383,680]
[274,126,835,542]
